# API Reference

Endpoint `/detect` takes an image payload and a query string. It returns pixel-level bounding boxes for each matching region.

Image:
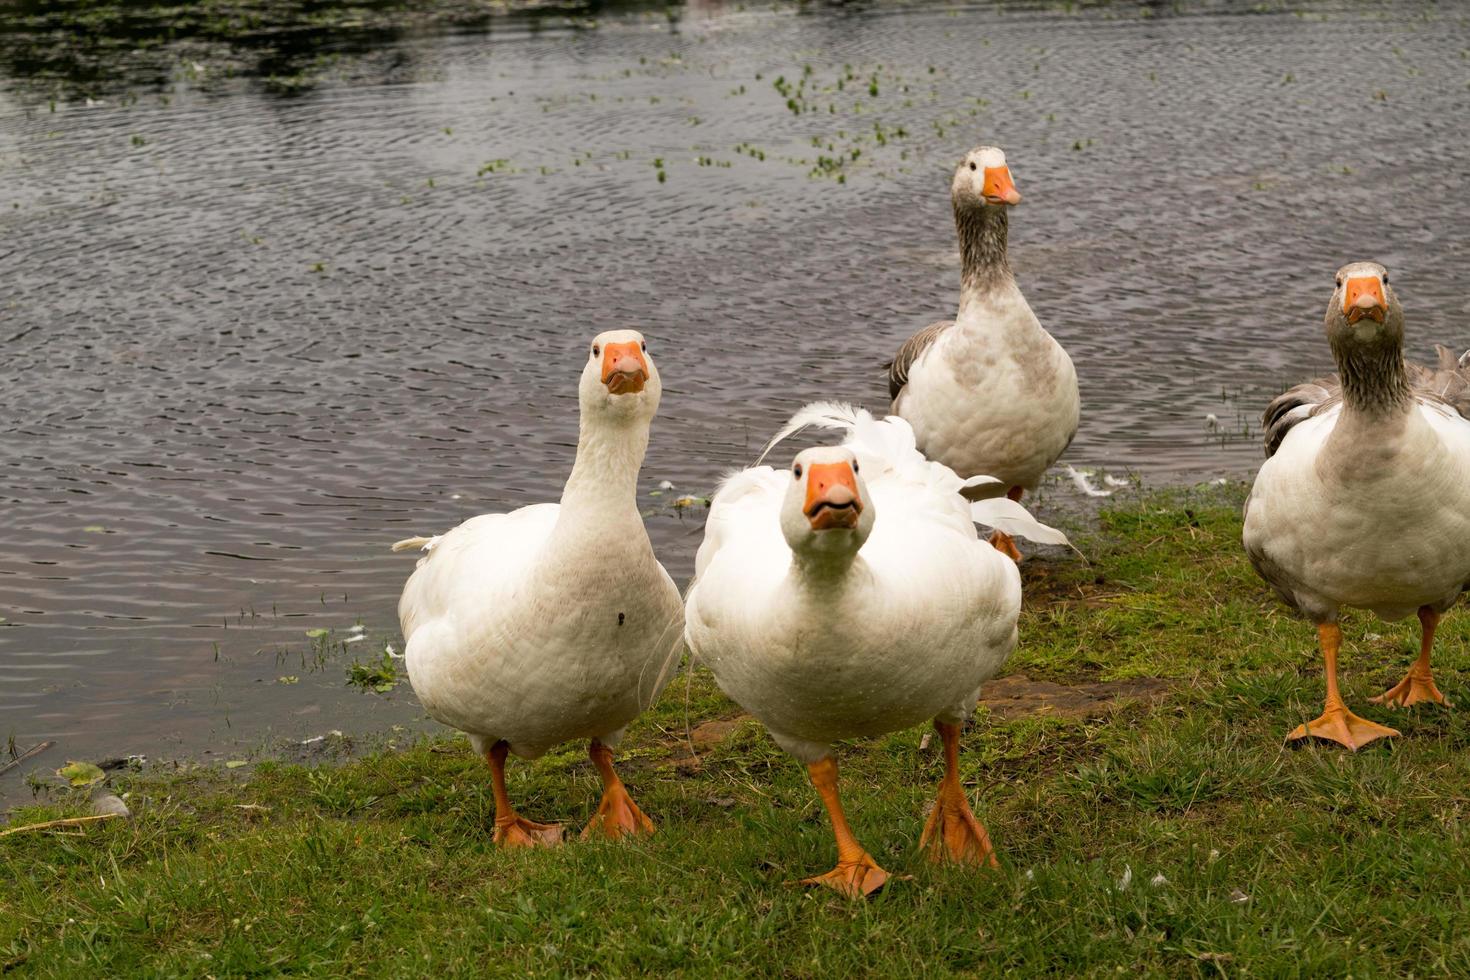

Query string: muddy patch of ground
[978,674,1175,721]
[665,674,1176,768]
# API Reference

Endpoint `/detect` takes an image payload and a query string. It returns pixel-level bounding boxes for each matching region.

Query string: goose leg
[1288,623,1399,751]
[919,721,999,868]
[1370,606,1452,708]
[987,486,1026,562]
[799,756,889,898]
[485,741,563,848]
[581,739,655,840]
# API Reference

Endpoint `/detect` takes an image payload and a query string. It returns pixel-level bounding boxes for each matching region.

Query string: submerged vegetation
[0,0,685,100]
[7,488,1470,974]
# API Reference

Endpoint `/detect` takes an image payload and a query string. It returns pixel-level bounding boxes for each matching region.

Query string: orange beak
[803,462,863,530]
[1342,276,1386,324]
[600,341,649,394]
[982,166,1022,206]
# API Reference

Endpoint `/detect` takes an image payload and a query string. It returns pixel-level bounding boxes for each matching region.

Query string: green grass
[7,486,1470,975]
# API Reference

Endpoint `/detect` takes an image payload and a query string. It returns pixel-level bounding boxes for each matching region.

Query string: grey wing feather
[1411,345,1470,418]
[1262,377,1338,458]
[1262,344,1470,457]
[886,320,954,403]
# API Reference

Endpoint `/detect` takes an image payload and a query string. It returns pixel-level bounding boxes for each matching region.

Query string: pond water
[2,0,1468,794]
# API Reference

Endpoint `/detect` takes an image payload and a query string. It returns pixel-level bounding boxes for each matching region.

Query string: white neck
[786,547,865,596]
[557,414,649,527]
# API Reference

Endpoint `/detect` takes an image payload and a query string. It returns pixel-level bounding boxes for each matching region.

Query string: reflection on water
[2,0,1469,790]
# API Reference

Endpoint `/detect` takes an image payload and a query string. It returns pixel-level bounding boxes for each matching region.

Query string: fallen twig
[0,813,123,839]
[0,740,56,778]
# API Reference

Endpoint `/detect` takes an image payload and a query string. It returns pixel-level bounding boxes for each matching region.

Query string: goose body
[400,497,682,759]
[396,329,682,843]
[685,406,1030,894]
[889,146,1079,496]
[1245,398,1470,622]
[687,454,1019,760]
[1243,263,1470,747]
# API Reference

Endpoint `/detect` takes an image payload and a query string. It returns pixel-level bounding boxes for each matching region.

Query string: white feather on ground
[1065,465,1113,498]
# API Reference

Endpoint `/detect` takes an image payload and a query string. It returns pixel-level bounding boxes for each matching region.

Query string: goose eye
[592,345,600,357]
[793,464,803,478]
[1335,278,1342,288]
[641,341,647,352]
[852,461,860,473]
[1382,274,1390,285]
[968,161,977,171]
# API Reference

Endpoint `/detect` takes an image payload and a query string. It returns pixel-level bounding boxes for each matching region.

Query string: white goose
[394,330,684,844]
[888,146,1079,553]
[1244,262,1470,750]
[685,404,1061,897]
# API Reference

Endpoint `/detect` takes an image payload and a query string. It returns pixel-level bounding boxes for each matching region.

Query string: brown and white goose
[888,146,1079,553]
[1243,262,1470,749]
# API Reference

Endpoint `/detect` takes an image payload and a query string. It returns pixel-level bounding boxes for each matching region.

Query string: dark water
[3,0,1469,794]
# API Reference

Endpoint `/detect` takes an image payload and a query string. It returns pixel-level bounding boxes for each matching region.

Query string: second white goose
[394,330,684,844]
[685,404,1062,896]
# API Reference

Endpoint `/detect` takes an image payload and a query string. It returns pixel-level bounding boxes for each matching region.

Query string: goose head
[1325,261,1404,353]
[779,447,875,565]
[952,145,1021,209]
[579,329,661,424]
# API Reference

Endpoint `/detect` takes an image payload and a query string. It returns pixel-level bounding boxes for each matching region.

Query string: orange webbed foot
[1288,705,1399,751]
[1369,672,1451,709]
[920,788,1000,868]
[581,783,656,840]
[493,816,564,849]
[799,854,890,899]
[988,530,1022,563]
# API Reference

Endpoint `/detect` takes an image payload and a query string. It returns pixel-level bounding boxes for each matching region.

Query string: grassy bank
[6,486,1470,976]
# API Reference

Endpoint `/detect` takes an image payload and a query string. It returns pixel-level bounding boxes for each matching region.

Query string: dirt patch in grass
[980,674,1175,721]
[1020,560,1134,610]
[666,713,755,772]
[665,675,1177,769]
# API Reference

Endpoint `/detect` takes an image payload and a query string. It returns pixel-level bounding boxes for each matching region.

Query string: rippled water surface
[3,0,1469,788]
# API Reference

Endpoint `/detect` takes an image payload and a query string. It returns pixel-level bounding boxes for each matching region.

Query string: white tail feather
[755,400,866,464]
[960,474,1008,502]
[970,497,1071,547]
[391,535,438,553]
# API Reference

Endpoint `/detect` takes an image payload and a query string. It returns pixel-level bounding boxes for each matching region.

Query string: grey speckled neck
[1331,336,1412,417]
[955,199,1012,297]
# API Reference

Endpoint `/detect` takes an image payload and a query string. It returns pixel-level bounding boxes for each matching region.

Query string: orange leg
[799,756,889,898]
[1370,606,1452,708]
[581,740,655,840]
[485,741,563,848]
[987,531,1022,563]
[919,721,999,868]
[1288,623,1399,751]
[987,487,1026,562]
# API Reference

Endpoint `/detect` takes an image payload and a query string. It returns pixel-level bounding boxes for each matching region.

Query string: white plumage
[396,329,683,844]
[685,403,1044,895]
